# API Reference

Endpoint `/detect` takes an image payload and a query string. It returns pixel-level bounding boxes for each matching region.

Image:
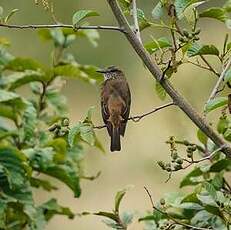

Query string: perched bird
[97,66,131,152]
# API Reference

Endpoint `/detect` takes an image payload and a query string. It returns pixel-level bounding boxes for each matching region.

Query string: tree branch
[205,58,231,110]
[106,0,231,158]
[131,0,141,42]
[0,23,125,33]
[93,102,175,129]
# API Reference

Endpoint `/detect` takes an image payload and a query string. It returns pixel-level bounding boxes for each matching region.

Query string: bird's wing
[101,81,112,136]
[112,80,131,136]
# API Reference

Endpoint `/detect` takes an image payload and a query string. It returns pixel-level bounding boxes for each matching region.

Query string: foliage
[0,0,231,229]
[0,18,103,228]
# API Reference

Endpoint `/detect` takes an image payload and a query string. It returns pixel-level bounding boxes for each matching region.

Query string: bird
[97,66,131,152]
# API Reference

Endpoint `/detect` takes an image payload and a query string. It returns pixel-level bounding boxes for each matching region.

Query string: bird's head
[96,66,123,80]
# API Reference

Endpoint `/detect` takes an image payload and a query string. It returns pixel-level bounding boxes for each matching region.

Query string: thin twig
[205,58,231,111]
[93,102,175,129]
[129,102,175,122]
[187,60,216,73]
[144,186,212,230]
[200,55,219,77]
[181,146,225,171]
[131,0,141,42]
[0,23,125,33]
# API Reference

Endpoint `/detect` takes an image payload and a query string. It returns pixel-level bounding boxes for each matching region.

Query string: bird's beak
[96,69,107,73]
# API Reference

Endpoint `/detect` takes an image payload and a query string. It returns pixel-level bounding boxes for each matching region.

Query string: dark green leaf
[180,167,203,187]
[187,43,219,57]
[30,178,57,191]
[24,148,81,197]
[210,159,231,172]
[0,147,32,202]
[94,211,118,222]
[38,198,74,221]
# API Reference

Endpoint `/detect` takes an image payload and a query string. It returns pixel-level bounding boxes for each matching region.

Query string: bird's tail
[110,127,121,152]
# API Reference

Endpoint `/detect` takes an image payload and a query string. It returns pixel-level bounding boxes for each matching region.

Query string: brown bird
[97,66,131,152]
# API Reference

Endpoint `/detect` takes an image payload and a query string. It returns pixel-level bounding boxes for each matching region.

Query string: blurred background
[0,0,229,229]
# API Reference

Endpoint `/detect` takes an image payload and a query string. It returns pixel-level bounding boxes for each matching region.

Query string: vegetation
[0,0,230,229]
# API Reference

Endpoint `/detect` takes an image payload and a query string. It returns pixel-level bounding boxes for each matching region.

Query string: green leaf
[197,195,217,207]
[182,192,201,203]
[152,1,164,20]
[175,0,198,19]
[205,97,228,113]
[24,147,81,197]
[118,0,132,11]
[30,178,57,191]
[187,43,219,57]
[53,64,102,84]
[210,159,231,172]
[211,173,223,189]
[94,211,118,222]
[197,129,208,145]
[199,7,228,22]
[115,188,127,213]
[217,117,229,134]
[0,89,21,102]
[0,70,44,90]
[203,182,217,200]
[224,128,231,141]
[0,200,6,228]
[178,202,203,210]
[50,28,65,47]
[46,90,67,115]
[180,167,203,187]
[72,10,99,26]
[0,103,17,120]
[21,102,37,145]
[68,123,82,147]
[38,198,74,221]
[155,82,167,100]
[145,37,171,54]
[38,29,52,41]
[137,9,151,31]
[224,69,231,83]
[183,1,206,24]
[5,57,43,72]
[0,147,32,202]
